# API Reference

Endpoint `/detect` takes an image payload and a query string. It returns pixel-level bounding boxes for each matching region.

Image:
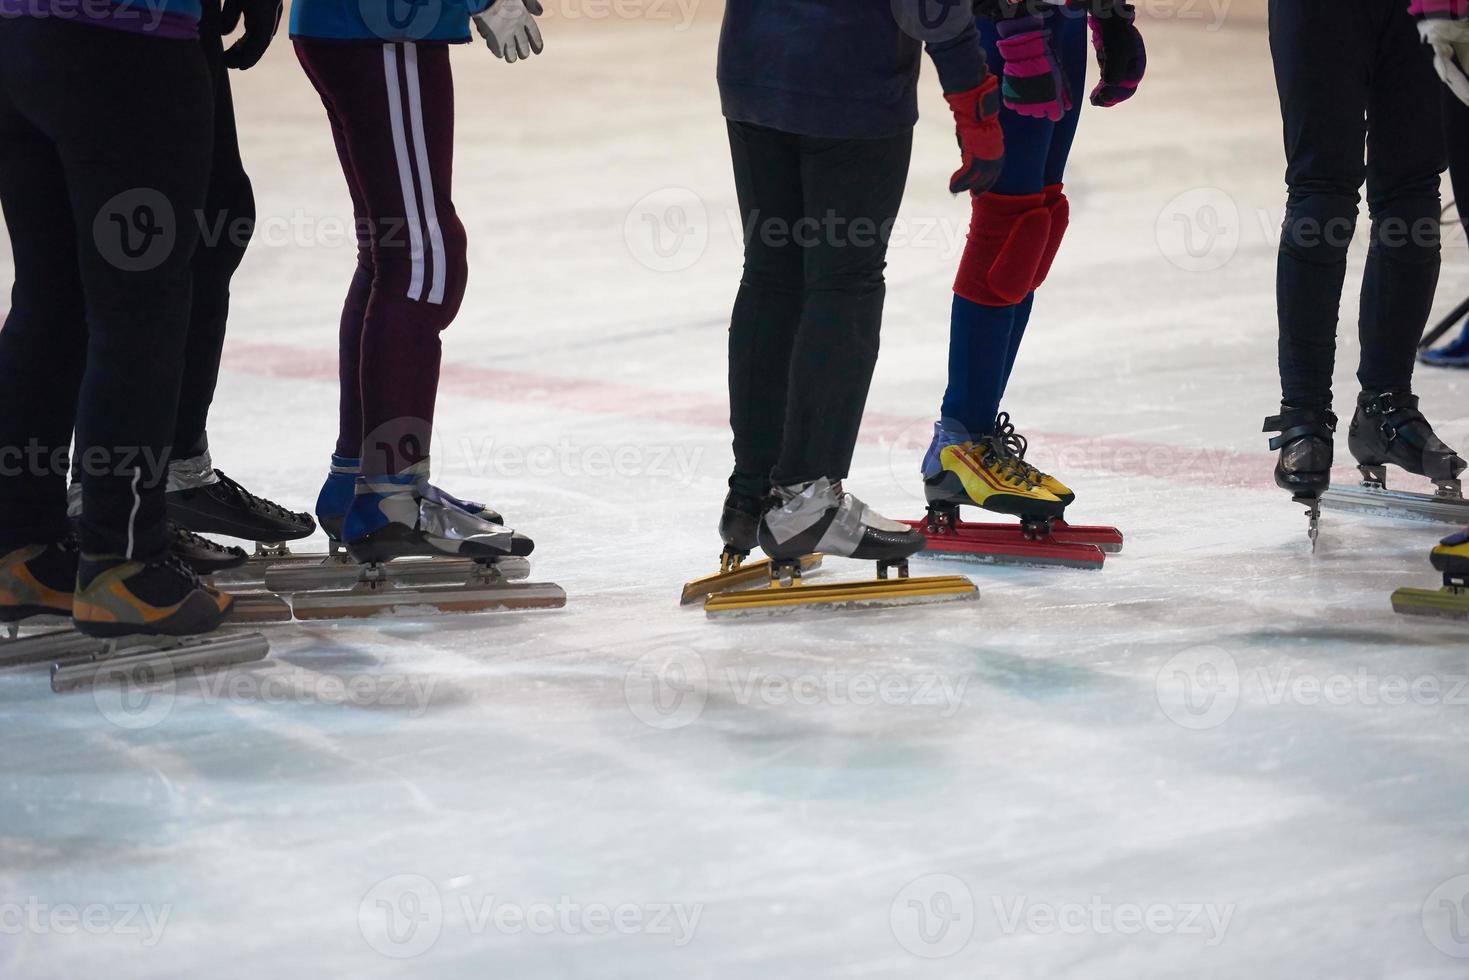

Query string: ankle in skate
[719,472,770,570]
[756,478,925,564]
[342,461,533,566]
[73,551,232,638]
[1347,389,1467,484]
[0,536,78,624]
[1264,406,1337,500]
[319,455,505,546]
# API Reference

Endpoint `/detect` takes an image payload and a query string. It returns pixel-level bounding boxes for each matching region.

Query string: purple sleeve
[925,18,988,94]
[1410,0,1469,15]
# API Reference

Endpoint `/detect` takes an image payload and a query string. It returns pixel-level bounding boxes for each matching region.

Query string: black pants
[726,120,913,488]
[176,0,256,460]
[1269,0,1446,410]
[0,18,212,558]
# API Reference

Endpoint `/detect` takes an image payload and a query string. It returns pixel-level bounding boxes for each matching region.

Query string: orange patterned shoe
[0,537,78,624]
[73,553,232,639]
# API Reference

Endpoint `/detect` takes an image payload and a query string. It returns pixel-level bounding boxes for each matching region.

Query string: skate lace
[994,413,1046,485]
[973,439,1039,490]
[215,471,302,521]
[171,523,239,558]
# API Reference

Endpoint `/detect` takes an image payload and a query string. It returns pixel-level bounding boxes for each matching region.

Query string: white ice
[3,5,1469,978]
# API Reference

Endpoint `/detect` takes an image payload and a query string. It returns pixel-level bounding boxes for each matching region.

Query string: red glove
[945,74,1006,195]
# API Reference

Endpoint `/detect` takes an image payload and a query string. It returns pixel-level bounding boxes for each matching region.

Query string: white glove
[472,0,545,64]
[1420,18,1469,107]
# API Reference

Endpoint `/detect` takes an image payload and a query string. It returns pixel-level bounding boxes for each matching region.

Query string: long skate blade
[1049,519,1126,554]
[902,519,1110,570]
[1320,484,1469,525]
[0,628,134,669]
[1391,586,1469,620]
[705,575,977,617]
[264,556,530,594]
[51,632,271,693]
[680,555,823,606]
[289,580,566,621]
[226,591,295,624]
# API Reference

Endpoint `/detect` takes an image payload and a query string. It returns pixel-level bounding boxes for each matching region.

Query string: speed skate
[1391,528,1469,620]
[692,479,976,617]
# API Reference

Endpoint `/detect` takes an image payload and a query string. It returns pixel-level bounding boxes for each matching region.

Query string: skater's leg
[1269,0,1371,410]
[0,86,85,551]
[173,0,256,461]
[293,40,469,477]
[0,19,214,561]
[1419,88,1469,365]
[999,10,1089,392]
[1358,2,1447,395]
[772,129,914,485]
[726,120,805,490]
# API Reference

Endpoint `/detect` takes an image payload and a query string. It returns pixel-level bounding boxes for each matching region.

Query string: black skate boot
[1264,407,1337,546]
[1347,389,1467,490]
[73,552,232,639]
[166,456,316,548]
[718,472,770,573]
[1264,407,1338,498]
[170,524,249,577]
[757,478,926,567]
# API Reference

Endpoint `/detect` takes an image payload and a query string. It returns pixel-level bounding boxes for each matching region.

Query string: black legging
[176,0,257,461]
[726,120,913,488]
[0,18,212,559]
[1269,0,1447,410]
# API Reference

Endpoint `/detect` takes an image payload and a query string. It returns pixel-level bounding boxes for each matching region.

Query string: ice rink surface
[4,5,1469,978]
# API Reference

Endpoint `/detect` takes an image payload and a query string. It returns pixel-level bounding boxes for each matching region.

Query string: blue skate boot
[316,455,504,547]
[1420,318,1469,369]
[342,461,533,566]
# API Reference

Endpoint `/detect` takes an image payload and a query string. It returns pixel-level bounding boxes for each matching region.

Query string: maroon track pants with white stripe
[295,39,468,475]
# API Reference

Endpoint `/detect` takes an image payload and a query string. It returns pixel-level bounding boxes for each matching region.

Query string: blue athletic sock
[999,292,1036,395]
[939,293,1019,440]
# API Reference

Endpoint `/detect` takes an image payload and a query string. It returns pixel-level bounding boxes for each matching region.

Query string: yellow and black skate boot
[1431,528,1469,581]
[73,552,232,639]
[993,412,1074,506]
[924,436,1066,521]
[0,537,78,625]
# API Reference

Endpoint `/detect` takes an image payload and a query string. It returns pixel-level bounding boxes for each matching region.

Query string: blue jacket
[291,0,493,43]
[717,0,987,140]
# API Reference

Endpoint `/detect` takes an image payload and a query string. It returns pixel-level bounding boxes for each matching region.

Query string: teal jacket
[291,0,494,43]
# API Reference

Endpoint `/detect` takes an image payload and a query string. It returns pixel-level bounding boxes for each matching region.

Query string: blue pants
[936,8,1088,453]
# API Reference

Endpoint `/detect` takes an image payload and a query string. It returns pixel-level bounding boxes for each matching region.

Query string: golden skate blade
[704,575,977,617]
[680,555,823,606]
[225,591,295,624]
[264,556,529,594]
[1391,586,1469,620]
[289,580,566,621]
[1321,484,1469,524]
[51,632,271,693]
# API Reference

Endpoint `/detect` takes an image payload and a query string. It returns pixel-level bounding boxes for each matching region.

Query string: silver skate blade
[289,580,566,621]
[226,591,295,624]
[264,556,530,594]
[1320,483,1469,525]
[0,628,133,669]
[51,632,271,693]
[210,551,339,588]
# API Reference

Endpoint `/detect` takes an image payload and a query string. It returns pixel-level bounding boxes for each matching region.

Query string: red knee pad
[1032,183,1070,291]
[954,191,1051,307]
